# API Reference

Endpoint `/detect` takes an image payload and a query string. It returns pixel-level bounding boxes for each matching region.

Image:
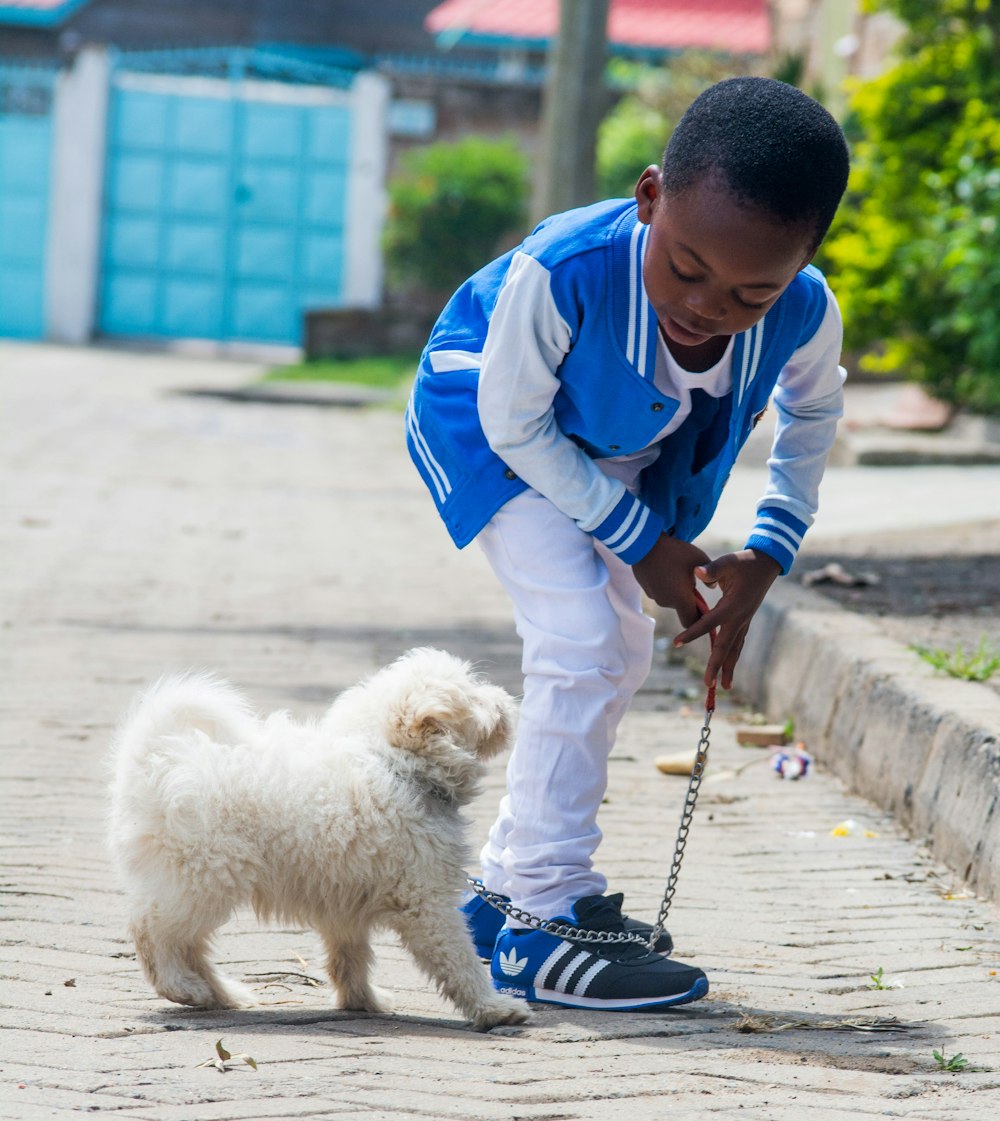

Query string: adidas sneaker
[461,884,673,959]
[489,895,706,1011]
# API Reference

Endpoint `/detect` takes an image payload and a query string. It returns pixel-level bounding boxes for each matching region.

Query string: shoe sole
[493,974,708,1010]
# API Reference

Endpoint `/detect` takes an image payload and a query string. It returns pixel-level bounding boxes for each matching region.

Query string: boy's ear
[634,165,662,224]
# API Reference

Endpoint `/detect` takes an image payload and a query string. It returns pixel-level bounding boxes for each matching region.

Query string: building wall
[0,45,390,345]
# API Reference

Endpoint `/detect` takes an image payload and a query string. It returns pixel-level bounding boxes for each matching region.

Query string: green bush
[821,0,1000,413]
[383,136,529,297]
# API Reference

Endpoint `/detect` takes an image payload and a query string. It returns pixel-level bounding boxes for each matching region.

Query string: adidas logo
[496,984,527,998]
[498,948,528,977]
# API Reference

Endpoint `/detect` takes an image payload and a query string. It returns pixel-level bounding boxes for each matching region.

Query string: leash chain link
[468,702,714,957]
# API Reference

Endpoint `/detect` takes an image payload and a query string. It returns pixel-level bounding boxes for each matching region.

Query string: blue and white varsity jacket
[406,199,845,574]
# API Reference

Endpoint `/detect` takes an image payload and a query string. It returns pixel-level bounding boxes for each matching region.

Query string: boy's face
[635,166,815,349]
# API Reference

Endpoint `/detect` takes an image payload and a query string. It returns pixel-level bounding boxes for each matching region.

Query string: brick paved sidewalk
[2,343,998,1120]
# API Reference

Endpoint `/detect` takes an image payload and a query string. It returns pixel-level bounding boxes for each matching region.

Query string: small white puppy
[108,648,528,1031]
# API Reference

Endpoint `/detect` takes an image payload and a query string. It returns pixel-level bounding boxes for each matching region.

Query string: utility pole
[532,0,610,225]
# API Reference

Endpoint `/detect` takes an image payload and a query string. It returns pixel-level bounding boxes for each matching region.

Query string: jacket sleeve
[477,250,664,563]
[744,284,846,574]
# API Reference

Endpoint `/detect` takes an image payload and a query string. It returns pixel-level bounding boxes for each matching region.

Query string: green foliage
[933,1048,970,1072]
[821,0,1000,413]
[266,354,419,389]
[383,136,529,296]
[596,55,750,199]
[912,635,1000,681]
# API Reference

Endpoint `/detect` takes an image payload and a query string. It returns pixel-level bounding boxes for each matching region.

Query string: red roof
[427,0,771,56]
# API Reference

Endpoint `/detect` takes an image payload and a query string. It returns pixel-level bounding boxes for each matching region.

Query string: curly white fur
[107,647,528,1031]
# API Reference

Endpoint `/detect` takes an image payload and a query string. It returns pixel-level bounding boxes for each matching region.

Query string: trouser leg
[476,489,654,920]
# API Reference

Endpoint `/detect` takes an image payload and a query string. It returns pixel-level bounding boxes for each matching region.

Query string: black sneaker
[461,885,673,958]
[489,895,705,1011]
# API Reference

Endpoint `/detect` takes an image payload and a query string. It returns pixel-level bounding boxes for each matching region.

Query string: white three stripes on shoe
[537,942,612,997]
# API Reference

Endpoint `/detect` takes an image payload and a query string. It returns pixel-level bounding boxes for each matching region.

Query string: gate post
[46,46,111,343]
[344,69,389,309]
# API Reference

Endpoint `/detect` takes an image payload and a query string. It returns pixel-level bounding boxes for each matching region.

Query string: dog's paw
[468,994,532,1032]
[338,985,394,1015]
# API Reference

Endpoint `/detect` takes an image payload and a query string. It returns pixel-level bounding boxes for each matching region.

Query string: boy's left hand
[673,549,782,690]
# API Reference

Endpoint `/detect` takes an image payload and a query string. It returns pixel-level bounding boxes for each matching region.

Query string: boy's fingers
[694,564,718,588]
[672,610,717,646]
[704,632,733,686]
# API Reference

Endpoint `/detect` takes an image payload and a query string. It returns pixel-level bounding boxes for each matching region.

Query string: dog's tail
[111,672,259,764]
[107,674,260,863]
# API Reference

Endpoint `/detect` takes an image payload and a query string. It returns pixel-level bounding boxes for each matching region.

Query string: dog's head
[371,648,515,805]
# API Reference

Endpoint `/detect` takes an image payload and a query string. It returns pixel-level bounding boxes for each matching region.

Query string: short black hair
[662,77,850,250]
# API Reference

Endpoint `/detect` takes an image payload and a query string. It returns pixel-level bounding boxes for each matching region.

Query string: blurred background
[0,0,997,419]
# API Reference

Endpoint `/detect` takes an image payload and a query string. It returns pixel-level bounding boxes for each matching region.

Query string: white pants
[476,488,655,920]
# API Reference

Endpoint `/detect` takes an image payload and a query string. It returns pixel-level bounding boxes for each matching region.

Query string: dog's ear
[384,681,490,804]
[472,684,515,761]
[387,683,464,752]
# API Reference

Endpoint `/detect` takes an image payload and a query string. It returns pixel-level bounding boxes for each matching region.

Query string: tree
[821,0,1000,413]
[532,0,610,223]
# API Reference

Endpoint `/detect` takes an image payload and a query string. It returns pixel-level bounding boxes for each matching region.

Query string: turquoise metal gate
[0,62,56,339]
[98,51,354,345]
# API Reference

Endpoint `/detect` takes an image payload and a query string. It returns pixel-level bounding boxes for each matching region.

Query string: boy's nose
[684,293,726,321]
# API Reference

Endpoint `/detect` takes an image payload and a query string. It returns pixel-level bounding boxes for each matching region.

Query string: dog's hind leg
[320,927,392,1014]
[131,903,255,1010]
[390,905,530,1030]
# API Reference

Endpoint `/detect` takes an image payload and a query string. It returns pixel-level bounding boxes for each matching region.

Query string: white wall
[45,47,110,344]
[344,70,390,308]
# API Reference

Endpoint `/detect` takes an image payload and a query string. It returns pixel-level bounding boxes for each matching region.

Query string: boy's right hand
[631,534,710,629]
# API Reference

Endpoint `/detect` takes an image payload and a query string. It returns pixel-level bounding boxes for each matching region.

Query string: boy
[405,77,850,1010]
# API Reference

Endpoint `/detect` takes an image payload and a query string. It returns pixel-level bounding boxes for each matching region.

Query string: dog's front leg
[321,929,392,1014]
[392,905,530,1031]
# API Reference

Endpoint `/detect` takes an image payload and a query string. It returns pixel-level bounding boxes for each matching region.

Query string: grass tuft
[912,635,1000,682]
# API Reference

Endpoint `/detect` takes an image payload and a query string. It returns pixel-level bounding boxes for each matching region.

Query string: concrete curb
[736,579,1000,900]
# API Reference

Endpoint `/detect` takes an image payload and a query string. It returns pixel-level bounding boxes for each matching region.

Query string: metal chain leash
[469,595,718,959]
[467,881,651,950]
[647,702,713,951]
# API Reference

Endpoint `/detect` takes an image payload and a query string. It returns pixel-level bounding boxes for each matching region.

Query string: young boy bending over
[406,77,850,1011]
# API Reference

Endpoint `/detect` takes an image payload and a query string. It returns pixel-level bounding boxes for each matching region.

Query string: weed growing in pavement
[933,1049,970,1072]
[912,635,1000,682]
[868,966,896,990]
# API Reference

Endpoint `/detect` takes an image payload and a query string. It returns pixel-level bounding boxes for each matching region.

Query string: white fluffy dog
[108,648,528,1031]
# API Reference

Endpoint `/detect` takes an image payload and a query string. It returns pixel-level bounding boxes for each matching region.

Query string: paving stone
[1,342,999,1121]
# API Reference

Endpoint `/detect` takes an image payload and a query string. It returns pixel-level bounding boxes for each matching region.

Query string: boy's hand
[632,534,711,629]
[674,549,782,690]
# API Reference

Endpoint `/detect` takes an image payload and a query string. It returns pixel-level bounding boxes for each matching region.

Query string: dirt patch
[794,520,1000,697]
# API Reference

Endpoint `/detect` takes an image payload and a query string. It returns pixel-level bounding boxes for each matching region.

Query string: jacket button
[651,402,664,412]
[608,444,620,451]
[504,469,517,480]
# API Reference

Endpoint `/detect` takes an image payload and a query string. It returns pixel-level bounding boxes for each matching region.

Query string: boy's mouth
[662,314,714,347]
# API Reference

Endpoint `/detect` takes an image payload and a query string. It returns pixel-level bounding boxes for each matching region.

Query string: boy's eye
[669,260,700,283]
[735,293,769,310]
[668,255,772,310]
